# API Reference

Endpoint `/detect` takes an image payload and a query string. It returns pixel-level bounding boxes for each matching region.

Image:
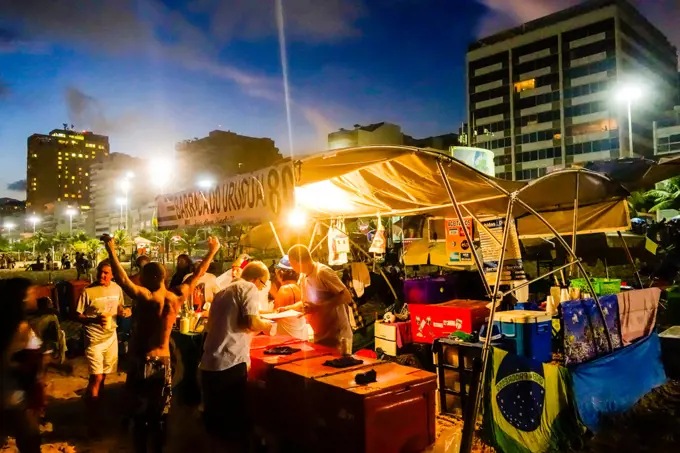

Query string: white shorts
[85,335,118,375]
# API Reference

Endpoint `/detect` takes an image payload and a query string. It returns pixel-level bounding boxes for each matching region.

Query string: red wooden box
[410,300,490,344]
[308,362,437,453]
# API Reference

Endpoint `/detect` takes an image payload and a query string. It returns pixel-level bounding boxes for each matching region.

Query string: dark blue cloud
[7,180,26,192]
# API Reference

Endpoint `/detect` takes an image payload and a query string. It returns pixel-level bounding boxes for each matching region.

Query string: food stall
[157,146,664,452]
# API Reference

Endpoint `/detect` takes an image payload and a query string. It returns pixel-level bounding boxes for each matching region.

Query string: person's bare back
[101,235,221,359]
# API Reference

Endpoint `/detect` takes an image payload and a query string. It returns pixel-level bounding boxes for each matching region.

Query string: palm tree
[154,230,174,264]
[52,232,71,253]
[628,191,654,218]
[646,177,680,213]
[112,229,132,259]
[178,229,201,256]
[30,230,51,253]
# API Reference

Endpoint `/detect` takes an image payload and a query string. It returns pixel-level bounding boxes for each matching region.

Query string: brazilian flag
[483,347,583,453]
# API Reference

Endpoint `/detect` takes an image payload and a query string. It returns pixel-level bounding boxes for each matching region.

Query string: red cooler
[410,300,490,344]
[249,342,335,430]
[271,354,385,447]
[310,362,437,453]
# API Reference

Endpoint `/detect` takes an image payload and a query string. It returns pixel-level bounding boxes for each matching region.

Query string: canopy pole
[570,172,580,277]
[480,177,613,352]
[467,195,515,450]
[310,231,329,254]
[308,222,319,249]
[321,222,398,302]
[618,231,644,288]
[269,221,285,257]
[435,160,492,298]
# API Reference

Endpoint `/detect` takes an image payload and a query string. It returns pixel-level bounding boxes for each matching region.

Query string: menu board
[445,218,474,265]
[479,217,526,286]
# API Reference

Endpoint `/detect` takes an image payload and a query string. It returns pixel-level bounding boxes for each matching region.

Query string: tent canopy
[584,156,680,192]
[294,146,630,237]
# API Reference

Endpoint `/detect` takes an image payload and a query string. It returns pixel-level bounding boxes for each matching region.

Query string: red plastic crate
[410,300,490,344]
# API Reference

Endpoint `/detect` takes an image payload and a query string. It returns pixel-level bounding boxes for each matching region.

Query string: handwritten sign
[157,163,295,229]
[479,217,526,286]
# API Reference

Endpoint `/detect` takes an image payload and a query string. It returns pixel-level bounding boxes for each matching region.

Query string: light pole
[4,222,15,245]
[66,208,77,234]
[116,197,127,231]
[119,178,132,231]
[28,216,40,254]
[615,83,643,157]
[28,215,39,233]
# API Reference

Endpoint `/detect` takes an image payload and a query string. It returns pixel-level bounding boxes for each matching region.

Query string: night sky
[1,0,677,199]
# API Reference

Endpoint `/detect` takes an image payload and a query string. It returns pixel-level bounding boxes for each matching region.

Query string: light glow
[197,179,215,190]
[116,197,127,206]
[615,83,643,103]
[294,180,355,214]
[148,158,174,190]
[287,207,307,228]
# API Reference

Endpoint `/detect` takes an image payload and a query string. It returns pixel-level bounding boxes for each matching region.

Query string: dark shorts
[201,362,249,443]
[126,356,172,422]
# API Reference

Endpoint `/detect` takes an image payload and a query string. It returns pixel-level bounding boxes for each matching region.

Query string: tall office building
[88,153,155,237]
[26,128,109,209]
[175,130,282,189]
[467,0,678,180]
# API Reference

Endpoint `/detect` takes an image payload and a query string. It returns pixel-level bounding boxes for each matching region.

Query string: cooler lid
[314,362,436,396]
[660,326,680,339]
[493,310,551,323]
[275,354,384,378]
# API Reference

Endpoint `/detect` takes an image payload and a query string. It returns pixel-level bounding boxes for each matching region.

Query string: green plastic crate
[569,278,621,296]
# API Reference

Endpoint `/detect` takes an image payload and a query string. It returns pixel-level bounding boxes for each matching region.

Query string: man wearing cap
[272,255,307,340]
[285,245,352,348]
[216,254,250,290]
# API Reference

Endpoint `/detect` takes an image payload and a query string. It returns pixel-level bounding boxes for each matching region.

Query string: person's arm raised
[101,235,150,300]
[181,236,221,295]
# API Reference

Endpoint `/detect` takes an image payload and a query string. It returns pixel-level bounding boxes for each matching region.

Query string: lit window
[71,153,76,157]
[58,140,68,144]
[32,154,37,158]
[78,154,83,158]
[70,135,84,140]
[514,79,536,93]
[85,172,89,176]
[64,194,69,198]
[58,198,61,201]
[86,143,96,148]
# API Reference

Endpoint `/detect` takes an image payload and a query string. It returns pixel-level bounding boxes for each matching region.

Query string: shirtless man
[101,234,220,453]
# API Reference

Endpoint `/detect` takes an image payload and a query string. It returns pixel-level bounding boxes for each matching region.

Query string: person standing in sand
[102,234,220,453]
[76,259,130,429]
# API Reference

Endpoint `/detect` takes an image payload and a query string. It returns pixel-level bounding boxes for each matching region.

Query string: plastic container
[570,278,622,296]
[493,310,552,363]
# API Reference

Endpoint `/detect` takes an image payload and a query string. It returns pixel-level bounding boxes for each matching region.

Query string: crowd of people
[1,235,355,453]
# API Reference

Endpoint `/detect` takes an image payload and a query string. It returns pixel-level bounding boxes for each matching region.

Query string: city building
[328,122,404,150]
[87,153,155,237]
[26,127,109,209]
[467,0,678,180]
[175,130,282,189]
[404,132,460,150]
[328,122,461,151]
[654,106,680,158]
[39,201,87,235]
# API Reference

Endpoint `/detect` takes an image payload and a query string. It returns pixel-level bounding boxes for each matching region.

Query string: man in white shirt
[287,244,352,349]
[200,261,272,453]
[76,260,131,415]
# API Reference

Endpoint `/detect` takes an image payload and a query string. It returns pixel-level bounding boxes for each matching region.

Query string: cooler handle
[502,321,517,339]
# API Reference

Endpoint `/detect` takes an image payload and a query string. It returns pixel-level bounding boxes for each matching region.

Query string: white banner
[157,163,295,229]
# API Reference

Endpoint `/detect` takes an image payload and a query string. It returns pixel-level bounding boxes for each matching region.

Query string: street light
[66,207,77,234]
[27,215,40,233]
[116,197,127,231]
[615,83,643,157]
[4,222,15,244]
[197,179,215,190]
[149,158,174,195]
[119,177,132,231]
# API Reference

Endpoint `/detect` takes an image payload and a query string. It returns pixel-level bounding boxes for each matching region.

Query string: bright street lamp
[119,176,133,231]
[27,215,40,233]
[116,197,127,231]
[615,83,644,157]
[4,222,15,243]
[197,179,215,190]
[149,158,174,195]
[66,208,77,234]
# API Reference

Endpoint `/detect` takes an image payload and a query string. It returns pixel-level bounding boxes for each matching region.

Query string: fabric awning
[295,146,631,236]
